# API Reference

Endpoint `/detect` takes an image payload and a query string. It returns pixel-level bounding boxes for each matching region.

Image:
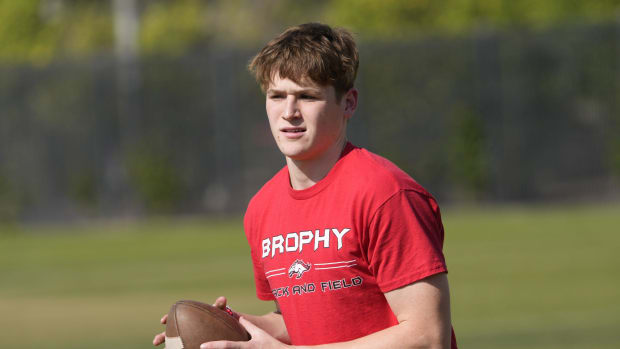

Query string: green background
[2,203,618,348]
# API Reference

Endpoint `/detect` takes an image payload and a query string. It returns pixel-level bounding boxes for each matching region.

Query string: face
[265,74,357,162]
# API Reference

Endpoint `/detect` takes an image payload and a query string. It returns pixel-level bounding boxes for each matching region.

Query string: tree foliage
[2,0,620,64]
[325,0,620,39]
[140,0,208,55]
[0,0,112,65]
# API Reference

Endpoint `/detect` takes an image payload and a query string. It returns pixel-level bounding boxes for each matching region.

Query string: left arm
[201,272,452,349]
[302,272,452,349]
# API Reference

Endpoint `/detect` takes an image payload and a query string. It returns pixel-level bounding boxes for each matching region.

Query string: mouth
[281,127,306,133]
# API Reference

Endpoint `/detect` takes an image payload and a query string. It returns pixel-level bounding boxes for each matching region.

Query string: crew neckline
[287,142,356,200]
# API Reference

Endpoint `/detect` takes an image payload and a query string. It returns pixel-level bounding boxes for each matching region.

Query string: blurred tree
[0,172,18,222]
[4,0,620,64]
[0,0,112,65]
[448,106,489,199]
[125,141,184,213]
[140,0,208,55]
[324,0,620,39]
[0,0,59,64]
[68,168,97,207]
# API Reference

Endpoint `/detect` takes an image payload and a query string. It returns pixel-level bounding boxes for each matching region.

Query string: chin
[282,150,309,161]
[278,143,311,160]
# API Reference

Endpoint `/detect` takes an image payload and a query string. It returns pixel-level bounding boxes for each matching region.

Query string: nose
[283,96,300,120]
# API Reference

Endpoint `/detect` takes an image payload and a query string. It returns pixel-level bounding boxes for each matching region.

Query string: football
[165,300,250,349]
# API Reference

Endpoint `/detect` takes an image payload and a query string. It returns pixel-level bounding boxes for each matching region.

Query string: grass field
[1,203,619,348]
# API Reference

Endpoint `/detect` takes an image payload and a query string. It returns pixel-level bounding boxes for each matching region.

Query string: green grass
[444,203,620,348]
[1,204,619,348]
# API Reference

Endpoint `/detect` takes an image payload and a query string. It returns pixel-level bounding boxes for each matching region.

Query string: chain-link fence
[1,22,618,221]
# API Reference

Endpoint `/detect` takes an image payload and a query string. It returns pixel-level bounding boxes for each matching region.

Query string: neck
[286,137,348,190]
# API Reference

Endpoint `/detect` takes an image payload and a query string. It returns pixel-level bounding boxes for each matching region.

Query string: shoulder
[341,145,434,201]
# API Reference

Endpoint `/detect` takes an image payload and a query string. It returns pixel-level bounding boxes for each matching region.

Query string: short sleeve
[244,210,275,301]
[365,190,447,293]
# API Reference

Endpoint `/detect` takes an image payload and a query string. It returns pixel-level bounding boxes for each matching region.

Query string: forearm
[238,311,291,344]
[296,319,449,349]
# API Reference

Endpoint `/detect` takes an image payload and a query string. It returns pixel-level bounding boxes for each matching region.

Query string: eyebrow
[266,87,322,95]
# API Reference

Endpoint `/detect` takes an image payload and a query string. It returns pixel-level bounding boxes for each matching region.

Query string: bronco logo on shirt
[288,259,312,279]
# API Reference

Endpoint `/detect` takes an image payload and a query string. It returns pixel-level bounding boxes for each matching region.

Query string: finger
[160,314,168,324]
[238,317,264,337]
[152,331,165,346]
[213,296,227,309]
[200,340,243,349]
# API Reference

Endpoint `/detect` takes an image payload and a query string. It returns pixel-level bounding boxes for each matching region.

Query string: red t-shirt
[244,143,457,347]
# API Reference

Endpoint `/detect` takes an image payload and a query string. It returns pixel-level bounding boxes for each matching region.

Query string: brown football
[164,300,250,349]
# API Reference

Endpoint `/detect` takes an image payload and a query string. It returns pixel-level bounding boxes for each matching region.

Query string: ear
[343,88,358,120]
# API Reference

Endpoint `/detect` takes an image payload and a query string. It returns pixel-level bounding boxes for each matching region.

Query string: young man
[153,23,457,348]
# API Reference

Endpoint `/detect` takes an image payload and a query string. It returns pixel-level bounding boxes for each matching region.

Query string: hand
[200,317,291,349]
[152,314,168,346]
[152,297,232,346]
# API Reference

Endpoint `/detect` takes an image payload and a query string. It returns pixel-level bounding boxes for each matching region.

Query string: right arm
[152,297,289,346]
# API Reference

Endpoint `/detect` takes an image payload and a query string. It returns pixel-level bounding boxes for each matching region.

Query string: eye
[268,94,284,100]
[300,94,317,100]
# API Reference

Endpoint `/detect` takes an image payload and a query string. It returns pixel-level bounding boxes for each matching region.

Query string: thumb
[213,296,227,309]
